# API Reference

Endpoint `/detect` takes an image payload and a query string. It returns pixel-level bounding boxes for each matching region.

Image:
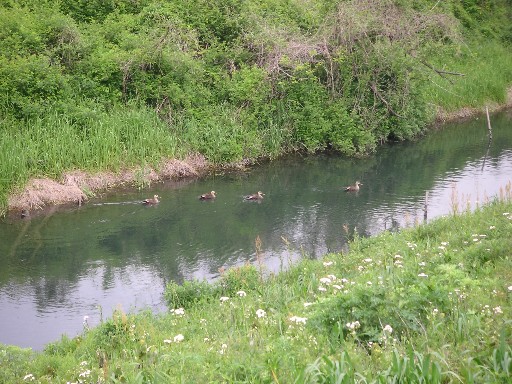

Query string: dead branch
[370,82,403,118]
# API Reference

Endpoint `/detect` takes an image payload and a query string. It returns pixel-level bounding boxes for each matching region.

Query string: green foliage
[164,279,218,309]
[164,264,261,309]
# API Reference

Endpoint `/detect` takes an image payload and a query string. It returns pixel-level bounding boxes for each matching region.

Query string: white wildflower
[303,302,314,307]
[79,370,91,378]
[220,296,230,302]
[290,316,308,325]
[333,285,343,290]
[174,334,184,342]
[318,286,327,292]
[171,308,185,316]
[363,258,373,263]
[23,374,35,382]
[418,262,426,267]
[383,324,393,334]
[493,306,503,314]
[319,277,332,285]
[346,321,361,330]
[236,290,247,297]
[418,273,428,278]
[256,309,266,318]
[323,261,334,267]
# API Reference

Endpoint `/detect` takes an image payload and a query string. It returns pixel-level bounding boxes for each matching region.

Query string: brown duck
[244,191,265,200]
[143,195,160,204]
[344,181,362,192]
[199,191,216,200]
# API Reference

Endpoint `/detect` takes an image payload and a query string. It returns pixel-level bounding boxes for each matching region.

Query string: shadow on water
[1,110,512,350]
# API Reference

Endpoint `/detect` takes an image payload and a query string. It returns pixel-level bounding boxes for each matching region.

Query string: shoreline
[6,96,512,217]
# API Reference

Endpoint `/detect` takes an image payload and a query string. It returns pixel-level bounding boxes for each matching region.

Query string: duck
[344,181,362,192]
[244,191,265,200]
[199,191,216,200]
[143,195,160,204]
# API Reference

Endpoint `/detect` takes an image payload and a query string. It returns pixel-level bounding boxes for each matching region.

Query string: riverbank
[1,191,510,382]
[7,96,512,218]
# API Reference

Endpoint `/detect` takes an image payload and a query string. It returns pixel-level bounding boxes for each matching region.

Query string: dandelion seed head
[383,324,393,333]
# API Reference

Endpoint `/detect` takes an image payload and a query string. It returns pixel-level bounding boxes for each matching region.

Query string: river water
[1,111,511,350]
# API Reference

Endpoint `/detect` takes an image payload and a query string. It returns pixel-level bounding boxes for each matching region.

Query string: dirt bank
[7,154,211,215]
[433,87,512,124]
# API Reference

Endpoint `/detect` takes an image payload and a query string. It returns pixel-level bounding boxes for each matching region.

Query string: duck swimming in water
[143,195,160,204]
[244,191,265,200]
[199,191,216,200]
[344,181,362,192]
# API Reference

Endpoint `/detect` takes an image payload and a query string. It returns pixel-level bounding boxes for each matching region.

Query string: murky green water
[1,110,511,350]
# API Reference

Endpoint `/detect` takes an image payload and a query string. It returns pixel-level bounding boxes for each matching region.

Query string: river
[1,110,511,350]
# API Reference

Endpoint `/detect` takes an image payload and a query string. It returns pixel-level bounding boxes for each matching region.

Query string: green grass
[422,40,512,112]
[1,193,511,383]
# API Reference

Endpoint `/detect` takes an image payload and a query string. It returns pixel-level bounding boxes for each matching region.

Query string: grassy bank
[1,0,512,214]
[1,188,511,383]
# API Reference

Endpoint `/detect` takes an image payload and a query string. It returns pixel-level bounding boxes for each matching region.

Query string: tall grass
[0,106,179,212]
[423,40,512,112]
[1,194,510,383]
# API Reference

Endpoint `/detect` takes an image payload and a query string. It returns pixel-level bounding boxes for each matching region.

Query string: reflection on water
[1,110,512,350]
